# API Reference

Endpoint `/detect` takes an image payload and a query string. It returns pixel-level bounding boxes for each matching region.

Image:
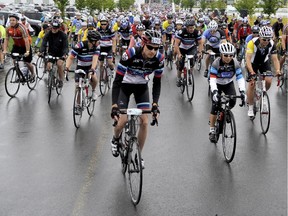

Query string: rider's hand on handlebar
[111,106,120,121]
[212,90,219,103]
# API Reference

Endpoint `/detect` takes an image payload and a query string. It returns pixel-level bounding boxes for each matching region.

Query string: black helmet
[21,17,26,21]
[142,30,162,45]
[9,13,20,20]
[52,20,60,28]
[87,30,101,42]
[185,19,195,27]
[167,13,173,19]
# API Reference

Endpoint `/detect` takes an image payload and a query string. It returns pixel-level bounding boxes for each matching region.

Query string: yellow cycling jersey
[37,30,45,39]
[0,25,6,39]
[246,37,277,63]
[113,23,118,32]
[162,20,169,30]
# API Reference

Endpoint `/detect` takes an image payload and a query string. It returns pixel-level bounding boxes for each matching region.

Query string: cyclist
[0,23,5,69]
[174,19,203,87]
[110,30,164,169]
[280,24,288,70]
[3,13,35,80]
[246,26,281,117]
[34,23,51,48]
[40,20,68,88]
[196,17,207,34]
[97,16,116,77]
[20,17,34,36]
[208,42,246,142]
[272,17,283,43]
[65,30,101,112]
[162,13,175,58]
[201,20,226,77]
[129,24,145,49]
[245,25,260,45]
[117,19,133,52]
[71,12,83,46]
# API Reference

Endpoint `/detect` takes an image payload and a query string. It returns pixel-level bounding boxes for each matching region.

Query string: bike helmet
[176,19,183,25]
[278,17,282,22]
[52,20,60,28]
[142,30,162,45]
[81,22,87,27]
[198,17,204,23]
[208,20,218,30]
[251,25,260,33]
[120,20,129,29]
[185,19,195,27]
[9,13,19,20]
[167,13,173,19]
[259,26,273,38]
[219,42,235,55]
[154,18,161,25]
[99,15,108,23]
[87,30,101,42]
[136,24,145,31]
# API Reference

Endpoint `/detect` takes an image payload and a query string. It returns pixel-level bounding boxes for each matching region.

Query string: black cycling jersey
[40,30,68,57]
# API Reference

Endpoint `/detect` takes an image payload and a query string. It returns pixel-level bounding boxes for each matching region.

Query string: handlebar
[218,95,245,107]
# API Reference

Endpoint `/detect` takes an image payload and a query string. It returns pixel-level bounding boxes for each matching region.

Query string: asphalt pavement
[0,57,287,216]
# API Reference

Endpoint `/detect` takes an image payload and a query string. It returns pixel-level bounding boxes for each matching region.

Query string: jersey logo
[122,52,128,61]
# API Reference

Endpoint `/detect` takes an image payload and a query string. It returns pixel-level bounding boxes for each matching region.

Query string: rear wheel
[27,63,38,90]
[186,68,195,102]
[5,67,20,97]
[47,69,54,104]
[280,63,287,88]
[197,57,202,72]
[222,110,236,163]
[99,66,108,96]
[73,88,83,128]
[127,138,143,205]
[260,92,271,134]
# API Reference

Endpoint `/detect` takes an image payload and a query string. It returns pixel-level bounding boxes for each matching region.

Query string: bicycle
[46,55,63,104]
[99,52,112,96]
[278,52,288,91]
[178,54,195,102]
[113,108,158,205]
[204,50,217,97]
[196,53,203,72]
[73,69,96,128]
[247,72,274,134]
[35,53,48,80]
[213,94,244,163]
[237,40,245,65]
[166,43,173,70]
[4,53,38,98]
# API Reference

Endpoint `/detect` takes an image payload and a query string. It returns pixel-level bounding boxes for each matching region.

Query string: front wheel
[5,67,20,97]
[222,110,236,163]
[260,92,271,134]
[127,138,143,205]
[186,68,195,102]
[36,56,46,80]
[99,66,108,96]
[73,88,83,128]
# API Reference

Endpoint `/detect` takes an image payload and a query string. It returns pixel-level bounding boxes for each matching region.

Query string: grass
[7,36,38,52]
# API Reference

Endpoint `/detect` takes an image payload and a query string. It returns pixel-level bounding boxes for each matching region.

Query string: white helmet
[219,42,236,55]
[259,26,273,38]
[208,20,218,31]
[176,19,183,25]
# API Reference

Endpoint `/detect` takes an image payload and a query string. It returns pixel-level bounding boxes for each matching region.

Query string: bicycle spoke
[260,92,271,134]
[5,67,20,97]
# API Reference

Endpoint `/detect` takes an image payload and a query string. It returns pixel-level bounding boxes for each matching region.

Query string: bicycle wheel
[119,130,129,175]
[127,138,143,205]
[73,88,83,128]
[186,68,195,102]
[99,66,108,96]
[27,63,38,90]
[222,110,236,163]
[86,85,95,116]
[260,92,271,134]
[280,64,288,88]
[197,58,202,72]
[47,70,54,104]
[107,70,113,89]
[55,79,63,95]
[5,67,20,97]
[36,56,45,80]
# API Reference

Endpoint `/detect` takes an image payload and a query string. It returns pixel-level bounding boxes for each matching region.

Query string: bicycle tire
[222,110,236,163]
[119,130,128,175]
[73,88,83,128]
[107,70,112,89]
[86,84,95,116]
[197,58,202,72]
[47,69,53,104]
[186,68,195,102]
[180,77,185,94]
[99,66,108,96]
[36,56,45,80]
[5,67,20,97]
[280,63,288,88]
[127,138,143,205]
[260,92,271,134]
[55,79,63,95]
[27,63,38,90]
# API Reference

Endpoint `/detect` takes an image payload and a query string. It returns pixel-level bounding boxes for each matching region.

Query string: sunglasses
[252,32,259,34]
[223,54,234,58]
[146,44,159,51]
[261,38,270,41]
[100,23,107,26]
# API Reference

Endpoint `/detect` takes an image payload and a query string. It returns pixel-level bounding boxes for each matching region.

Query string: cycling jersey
[72,18,82,34]
[6,23,32,47]
[40,30,68,57]
[176,28,201,50]
[71,41,100,67]
[113,46,164,106]
[272,21,284,38]
[237,24,252,41]
[97,26,115,47]
[118,26,132,41]
[202,29,226,48]
[246,37,277,64]
[245,34,254,45]
[162,20,175,35]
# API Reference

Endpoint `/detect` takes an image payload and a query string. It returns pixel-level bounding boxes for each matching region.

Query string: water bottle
[20,66,29,79]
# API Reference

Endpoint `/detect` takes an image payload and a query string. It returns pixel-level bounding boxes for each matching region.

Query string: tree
[85,0,98,14]
[118,0,134,11]
[181,0,195,9]
[75,0,86,11]
[200,0,208,12]
[234,0,258,16]
[53,0,69,17]
[259,0,284,17]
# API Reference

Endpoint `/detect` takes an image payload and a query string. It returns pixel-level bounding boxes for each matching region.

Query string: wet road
[0,58,287,216]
